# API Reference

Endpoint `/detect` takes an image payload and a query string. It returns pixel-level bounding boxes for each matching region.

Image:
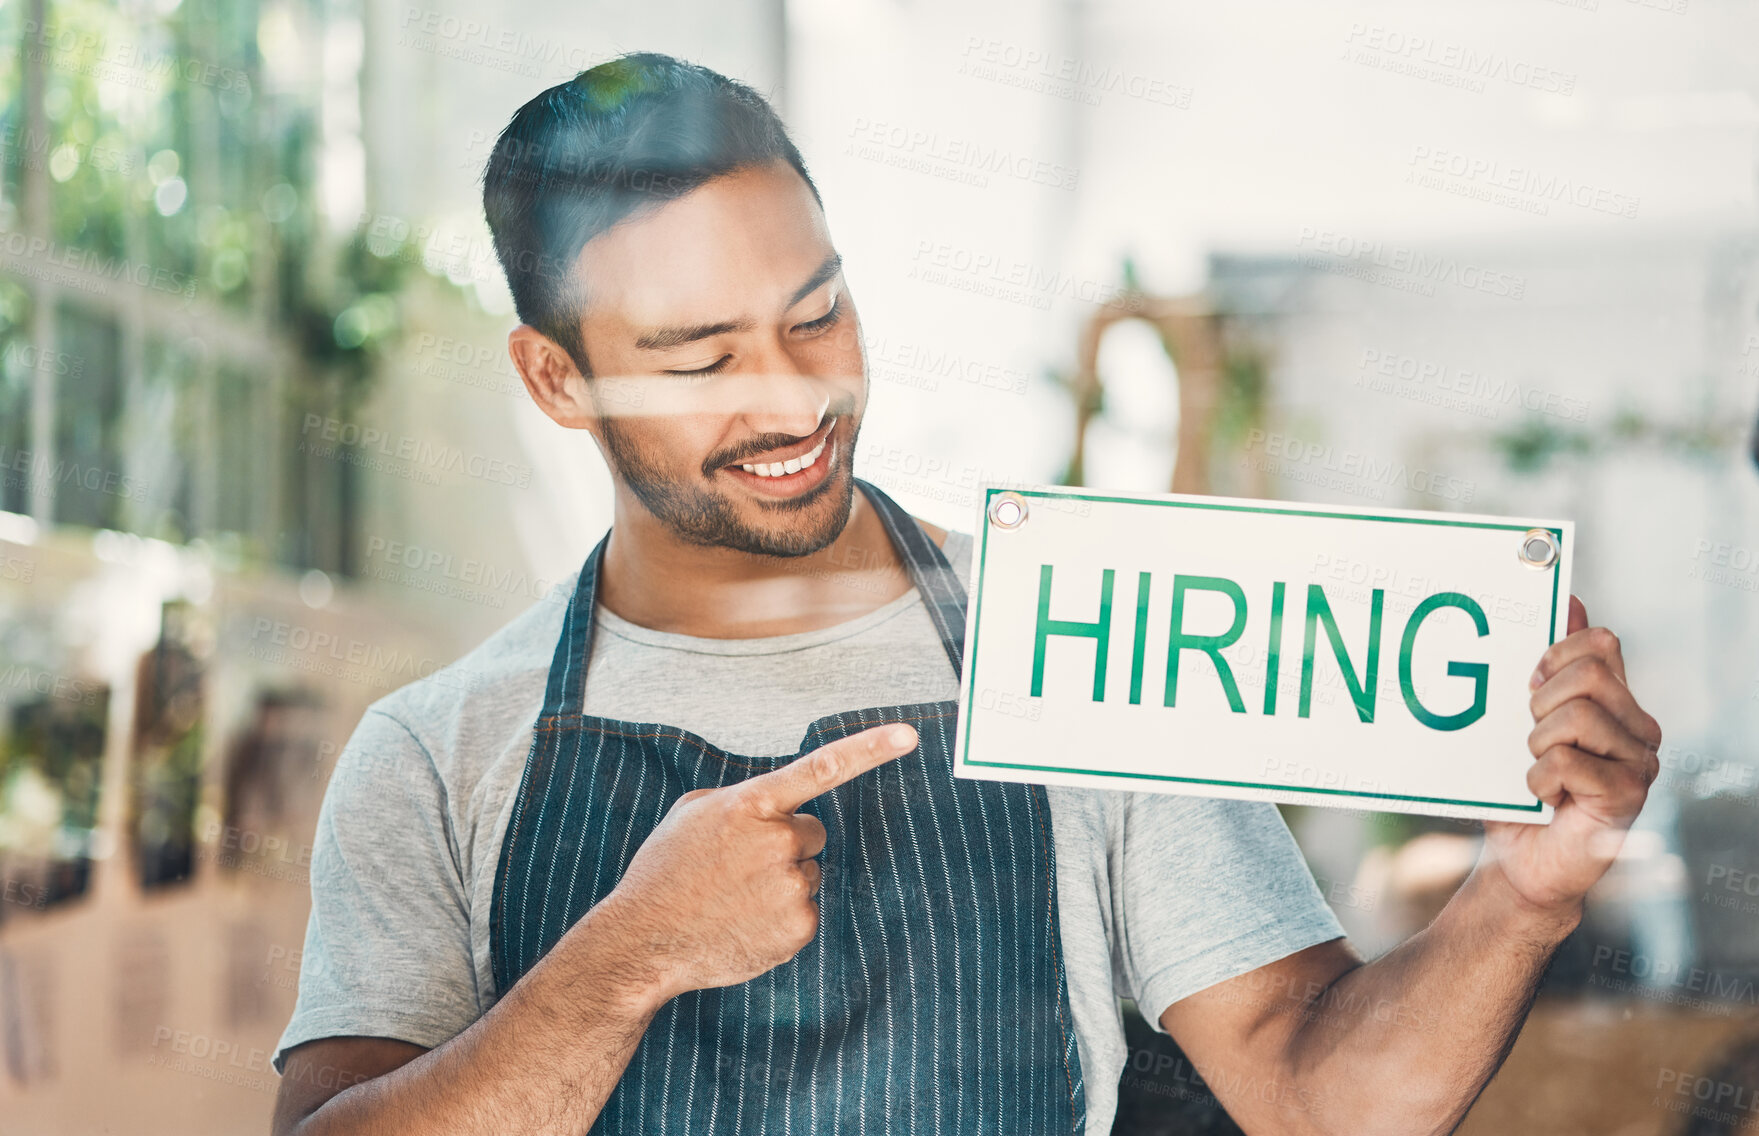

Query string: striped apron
[489,477,1086,1134]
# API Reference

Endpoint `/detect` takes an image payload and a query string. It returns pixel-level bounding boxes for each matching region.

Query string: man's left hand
[1482,594,1664,916]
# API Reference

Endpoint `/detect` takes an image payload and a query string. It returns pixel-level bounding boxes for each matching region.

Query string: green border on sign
[962,488,1561,814]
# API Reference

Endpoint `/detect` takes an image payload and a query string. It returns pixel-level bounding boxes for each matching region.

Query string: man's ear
[508,325,599,434]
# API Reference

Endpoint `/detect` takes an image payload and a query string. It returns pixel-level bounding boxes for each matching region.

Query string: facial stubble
[595,400,860,559]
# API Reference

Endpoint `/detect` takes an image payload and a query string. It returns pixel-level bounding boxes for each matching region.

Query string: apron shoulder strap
[854,477,970,681]
[541,531,607,720]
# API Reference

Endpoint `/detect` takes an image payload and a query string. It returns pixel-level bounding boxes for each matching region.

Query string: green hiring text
[1027,565,1490,731]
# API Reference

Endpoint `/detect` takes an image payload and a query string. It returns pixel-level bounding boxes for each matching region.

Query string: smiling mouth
[727,416,836,479]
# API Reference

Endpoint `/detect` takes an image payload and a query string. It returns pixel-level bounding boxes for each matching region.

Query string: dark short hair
[480,52,822,377]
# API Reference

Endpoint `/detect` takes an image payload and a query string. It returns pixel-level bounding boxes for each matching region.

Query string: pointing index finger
[744,723,919,814]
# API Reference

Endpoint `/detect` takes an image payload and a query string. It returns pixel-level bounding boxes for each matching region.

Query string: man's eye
[664,356,731,377]
[796,297,843,334]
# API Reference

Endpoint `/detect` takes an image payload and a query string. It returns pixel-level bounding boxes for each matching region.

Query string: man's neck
[596,485,948,639]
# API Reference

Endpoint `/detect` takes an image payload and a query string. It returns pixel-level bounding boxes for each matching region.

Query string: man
[271,53,1662,1135]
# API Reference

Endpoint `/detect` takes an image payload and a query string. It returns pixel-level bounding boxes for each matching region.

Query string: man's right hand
[274,727,919,1136]
[597,722,920,1002]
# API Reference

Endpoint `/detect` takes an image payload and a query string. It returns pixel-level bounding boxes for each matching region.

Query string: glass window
[0,280,32,516]
[126,331,205,543]
[211,361,265,546]
[49,298,122,531]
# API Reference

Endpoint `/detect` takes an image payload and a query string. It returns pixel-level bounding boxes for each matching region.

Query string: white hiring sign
[952,484,1573,824]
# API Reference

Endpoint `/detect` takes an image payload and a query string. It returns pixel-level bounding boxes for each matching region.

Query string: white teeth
[739,430,830,478]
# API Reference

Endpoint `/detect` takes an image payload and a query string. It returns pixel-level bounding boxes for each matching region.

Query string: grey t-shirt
[274,528,1346,1133]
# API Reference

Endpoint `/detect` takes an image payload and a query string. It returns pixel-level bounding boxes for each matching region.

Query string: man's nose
[734,346,831,438]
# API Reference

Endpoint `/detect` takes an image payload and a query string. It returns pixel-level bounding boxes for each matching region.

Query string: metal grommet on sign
[1517,528,1559,569]
[988,491,1029,530]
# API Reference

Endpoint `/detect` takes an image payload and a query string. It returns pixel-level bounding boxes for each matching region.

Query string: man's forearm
[1281,860,1580,1136]
[293,894,667,1136]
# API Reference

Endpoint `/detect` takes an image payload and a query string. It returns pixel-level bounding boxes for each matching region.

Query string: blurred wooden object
[1068,294,1226,494]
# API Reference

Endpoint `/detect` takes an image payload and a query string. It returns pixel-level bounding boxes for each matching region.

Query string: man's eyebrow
[631,252,843,352]
[787,251,843,309]
[634,317,755,352]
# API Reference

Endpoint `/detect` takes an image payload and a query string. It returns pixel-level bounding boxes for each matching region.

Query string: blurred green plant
[1211,332,1270,461]
[1489,398,1738,474]
[0,683,109,906]
[287,225,414,414]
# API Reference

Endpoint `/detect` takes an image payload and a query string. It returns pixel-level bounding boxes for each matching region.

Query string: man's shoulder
[941,526,974,579]
[363,570,581,774]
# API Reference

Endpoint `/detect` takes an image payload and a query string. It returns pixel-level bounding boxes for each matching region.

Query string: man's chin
[621,459,854,558]
[726,462,855,558]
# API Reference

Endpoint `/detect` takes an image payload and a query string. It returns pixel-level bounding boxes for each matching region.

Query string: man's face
[572,159,866,558]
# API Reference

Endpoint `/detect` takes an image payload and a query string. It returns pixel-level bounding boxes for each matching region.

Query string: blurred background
[1,0,1758,1132]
